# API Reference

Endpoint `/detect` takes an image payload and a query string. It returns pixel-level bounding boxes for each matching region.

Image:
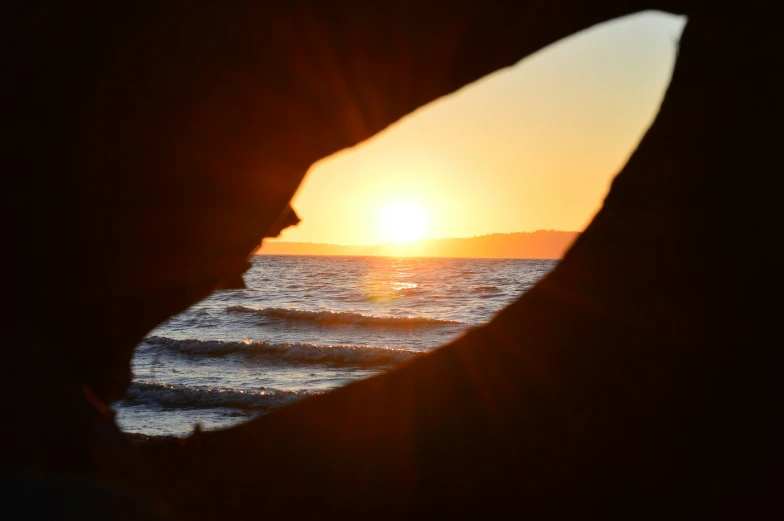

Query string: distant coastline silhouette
[261,229,578,258]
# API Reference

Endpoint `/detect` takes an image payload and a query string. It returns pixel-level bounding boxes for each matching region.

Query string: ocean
[114,255,557,437]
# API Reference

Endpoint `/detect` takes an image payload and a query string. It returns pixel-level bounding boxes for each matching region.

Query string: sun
[379,200,429,243]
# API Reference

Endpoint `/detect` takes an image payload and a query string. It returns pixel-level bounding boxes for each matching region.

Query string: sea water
[114,255,557,436]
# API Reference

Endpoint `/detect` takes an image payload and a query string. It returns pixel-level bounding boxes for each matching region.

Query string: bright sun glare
[379,200,429,243]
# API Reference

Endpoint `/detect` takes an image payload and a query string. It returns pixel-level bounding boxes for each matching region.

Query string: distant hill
[258,230,579,259]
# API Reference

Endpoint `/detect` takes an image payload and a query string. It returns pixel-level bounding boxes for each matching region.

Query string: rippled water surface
[115,255,557,436]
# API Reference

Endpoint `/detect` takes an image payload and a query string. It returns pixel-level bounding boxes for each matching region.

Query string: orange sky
[271,12,686,246]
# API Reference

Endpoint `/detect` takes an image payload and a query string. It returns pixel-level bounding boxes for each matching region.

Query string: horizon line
[267,229,580,247]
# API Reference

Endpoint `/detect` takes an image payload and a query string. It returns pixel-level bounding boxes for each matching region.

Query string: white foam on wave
[124,381,318,410]
[143,335,424,367]
[226,305,463,327]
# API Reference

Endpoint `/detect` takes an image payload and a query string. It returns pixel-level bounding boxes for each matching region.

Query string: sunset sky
[272,11,686,246]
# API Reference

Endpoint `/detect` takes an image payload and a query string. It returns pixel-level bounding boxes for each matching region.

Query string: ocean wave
[472,286,502,293]
[143,336,423,366]
[123,381,317,410]
[225,305,462,327]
